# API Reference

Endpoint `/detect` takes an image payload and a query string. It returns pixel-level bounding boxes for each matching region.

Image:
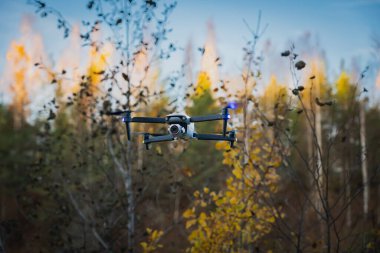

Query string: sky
[170,0,379,68]
[0,0,380,100]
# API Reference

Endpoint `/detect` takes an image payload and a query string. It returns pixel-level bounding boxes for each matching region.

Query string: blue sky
[169,0,380,78]
[0,0,379,92]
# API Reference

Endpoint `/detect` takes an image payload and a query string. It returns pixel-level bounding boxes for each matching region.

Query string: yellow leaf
[155,146,162,155]
[151,230,158,240]
[210,191,218,201]
[215,141,228,150]
[198,212,207,227]
[183,208,194,218]
[366,242,375,249]
[140,242,148,250]
[182,167,193,177]
[234,222,241,231]
[230,196,238,205]
[203,187,210,194]
[251,147,260,154]
[223,156,233,165]
[186,219,197,229]
[267,216,276,223]
[232,167,242,179]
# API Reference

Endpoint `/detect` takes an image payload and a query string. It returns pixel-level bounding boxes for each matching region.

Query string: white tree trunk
[315,82,323,213]
[360,100,369,218]
[107,136,135,253]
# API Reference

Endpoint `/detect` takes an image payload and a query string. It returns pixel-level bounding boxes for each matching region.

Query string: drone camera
[170,125,179,134]
[169,124,185,136]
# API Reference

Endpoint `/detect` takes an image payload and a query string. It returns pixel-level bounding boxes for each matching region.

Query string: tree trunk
[360,100,369,219]
[107,136,135,253]
[345,158,352,228]
[124,141,135,253]
[315,81,323,214]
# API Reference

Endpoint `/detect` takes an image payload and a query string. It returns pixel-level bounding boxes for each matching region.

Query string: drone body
[108,106,237,150]
[165,113,195,140]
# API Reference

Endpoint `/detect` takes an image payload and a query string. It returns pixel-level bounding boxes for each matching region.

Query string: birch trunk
[360,100,369,219]
[107,136,135,253]
[315,80,323,213]
[124,141,135,253]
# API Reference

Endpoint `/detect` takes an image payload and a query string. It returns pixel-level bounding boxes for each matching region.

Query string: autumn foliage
[1,1,380,253]
[184,138,281,252]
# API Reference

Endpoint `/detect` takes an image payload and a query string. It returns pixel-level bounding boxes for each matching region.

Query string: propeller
[107,110,132,140]
[107,110,167,140]
[106,109,145,115]
[133,132,166,137]
[106,110,131,116]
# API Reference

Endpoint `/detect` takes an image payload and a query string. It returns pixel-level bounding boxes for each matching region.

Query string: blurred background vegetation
[1,0,380,252]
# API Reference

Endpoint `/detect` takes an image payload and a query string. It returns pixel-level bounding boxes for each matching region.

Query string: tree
[0,104,39,252]
[23,0,177,252]
[183,14,283,253]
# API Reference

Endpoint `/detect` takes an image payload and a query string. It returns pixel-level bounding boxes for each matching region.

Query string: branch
[66,189,110,251]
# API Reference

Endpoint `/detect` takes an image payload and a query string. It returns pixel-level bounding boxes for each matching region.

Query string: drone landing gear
[143,134,150,150]
[228,130,236,148]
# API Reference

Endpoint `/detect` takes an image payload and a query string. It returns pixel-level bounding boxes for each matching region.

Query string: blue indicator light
[227,101,238,110]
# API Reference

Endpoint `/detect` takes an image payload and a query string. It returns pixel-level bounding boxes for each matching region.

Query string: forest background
[1,0,380,252]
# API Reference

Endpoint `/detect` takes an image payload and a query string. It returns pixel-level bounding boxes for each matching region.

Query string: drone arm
[190,114,225,122]
[143,134,174,144]
[194,132,236,147]
[194,133,234,141]
[131,117,166,123]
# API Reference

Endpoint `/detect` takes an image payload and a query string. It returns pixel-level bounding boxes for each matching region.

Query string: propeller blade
[133,132,166,136]
[106,110,130,115]
[190,114,224,122]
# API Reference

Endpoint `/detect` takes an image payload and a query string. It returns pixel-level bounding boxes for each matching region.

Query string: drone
[107,104,237,150]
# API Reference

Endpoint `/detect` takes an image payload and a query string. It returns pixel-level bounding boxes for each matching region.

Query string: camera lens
[170,125,179,134]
